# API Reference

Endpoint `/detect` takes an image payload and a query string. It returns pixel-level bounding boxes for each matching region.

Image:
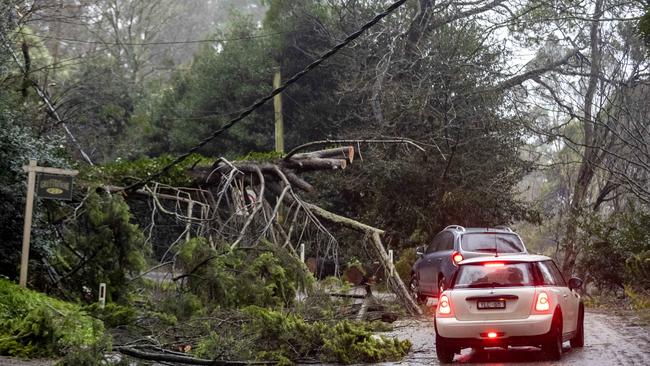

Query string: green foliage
[237,150,284,161]
[146,14,276,156]
[0,278,106,358]
[80,153,213,186]
[83,303,137,328]
[177,238,312,309]
[158,292,203,320]
[320,321,411,364]
[578,209,650,290]
[639,7,650,51]
[626,250,650,290]
[395,249,417,286]
[0,102,69,280]
[194,306,410,364]
[54,191,148,302]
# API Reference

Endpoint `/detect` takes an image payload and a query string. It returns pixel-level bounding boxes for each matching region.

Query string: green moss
[236,151,283,162]
[0,279,107,358]
[79,153,213,186]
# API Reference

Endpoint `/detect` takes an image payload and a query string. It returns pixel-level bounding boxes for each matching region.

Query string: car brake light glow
[437,294,453,316]
[452,251,463,265]
[487,332,497,338]
[484,262,505,267]
[534,291,550,312]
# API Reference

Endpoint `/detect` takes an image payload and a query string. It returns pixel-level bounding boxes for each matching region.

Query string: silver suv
[410,225,528,302]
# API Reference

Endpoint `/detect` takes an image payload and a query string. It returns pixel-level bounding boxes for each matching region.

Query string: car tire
[570,304,585,348]
[409,275,425,304]
[435,333,455,363]
[542,314,563,361]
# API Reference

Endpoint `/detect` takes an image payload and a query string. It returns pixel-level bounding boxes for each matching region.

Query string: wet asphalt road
[1,310,648,365]
[382,310,650,365]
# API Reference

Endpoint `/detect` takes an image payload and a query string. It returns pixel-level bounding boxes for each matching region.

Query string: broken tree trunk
[302,203,422,316]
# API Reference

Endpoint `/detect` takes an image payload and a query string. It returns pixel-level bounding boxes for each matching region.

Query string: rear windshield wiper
[474,248,497,252]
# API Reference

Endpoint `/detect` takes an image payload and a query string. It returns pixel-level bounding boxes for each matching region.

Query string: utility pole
[273,70,284,153]
[273,70,285,223]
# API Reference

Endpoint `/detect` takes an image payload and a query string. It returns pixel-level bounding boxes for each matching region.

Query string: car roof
[459,254,551,265]
[443,226,520,234]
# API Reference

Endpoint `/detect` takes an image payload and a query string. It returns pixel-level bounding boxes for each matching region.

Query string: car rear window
[461,233,525,253]
[453,262,534,288]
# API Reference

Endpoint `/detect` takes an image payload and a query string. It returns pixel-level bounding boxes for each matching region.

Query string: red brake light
[534,291,551,312]
[452,251,463,265]
[484,262,504,267]
[487,331,497,339]
[437,294,453,316]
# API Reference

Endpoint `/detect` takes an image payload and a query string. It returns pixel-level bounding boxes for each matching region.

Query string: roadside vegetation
[1,0,650,364]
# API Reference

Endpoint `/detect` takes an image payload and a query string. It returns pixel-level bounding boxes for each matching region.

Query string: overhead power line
[125,0,408,191]
[16,29,300,46]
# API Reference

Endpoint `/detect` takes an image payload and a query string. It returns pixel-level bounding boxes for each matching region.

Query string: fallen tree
[105,139,425,315]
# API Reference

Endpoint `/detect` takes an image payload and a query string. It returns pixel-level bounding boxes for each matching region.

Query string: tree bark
[561,0,604,277]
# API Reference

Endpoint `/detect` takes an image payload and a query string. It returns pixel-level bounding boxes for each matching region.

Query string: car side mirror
[415,246,424,258]
[568,277,583,290]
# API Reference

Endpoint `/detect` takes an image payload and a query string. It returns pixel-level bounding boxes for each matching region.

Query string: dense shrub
[176,238,312,309]
[0,109,69,281]
[54,191,148,302]
[578,209,650,291]
[0,278,106,358]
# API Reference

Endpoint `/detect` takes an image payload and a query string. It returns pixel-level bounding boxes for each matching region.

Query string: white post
[389,249,394,276]
[98,283,106,309]
[300,243,305,263]
[185,201,193,242]
[19,160,37,288]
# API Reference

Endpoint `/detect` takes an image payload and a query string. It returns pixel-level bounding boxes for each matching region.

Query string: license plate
[477,300,505,309]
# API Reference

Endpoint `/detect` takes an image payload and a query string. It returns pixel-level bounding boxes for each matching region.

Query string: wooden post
[273,70,284,154]
[300,243,305,263]
[19,160,37,288]
[20,161,78,288]
[185,201,194,242]
[98,283,107,309]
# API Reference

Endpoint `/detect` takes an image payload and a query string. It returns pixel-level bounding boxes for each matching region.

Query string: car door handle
[563,294,568,298]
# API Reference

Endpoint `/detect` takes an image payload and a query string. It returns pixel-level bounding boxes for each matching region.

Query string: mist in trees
[1,0,649,296]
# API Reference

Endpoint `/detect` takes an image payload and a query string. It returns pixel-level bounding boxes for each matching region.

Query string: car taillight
[484,262,504,267]
[451,251,463,265]
[534,291,551,312]
[437,293,453,317]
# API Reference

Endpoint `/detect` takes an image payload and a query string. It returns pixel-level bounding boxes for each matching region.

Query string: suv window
[536,260,566,286]
[426,233,443,253]
[453,262,534,288]
[436,232,454,251]
[460,233,525,253]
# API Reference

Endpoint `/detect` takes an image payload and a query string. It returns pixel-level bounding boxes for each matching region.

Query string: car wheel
[435,333,455,363]
[542,315,563,361]
[409,275,425,304]
[570,304,585,348]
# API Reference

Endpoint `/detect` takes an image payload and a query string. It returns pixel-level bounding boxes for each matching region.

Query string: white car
[434,255,584,363]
